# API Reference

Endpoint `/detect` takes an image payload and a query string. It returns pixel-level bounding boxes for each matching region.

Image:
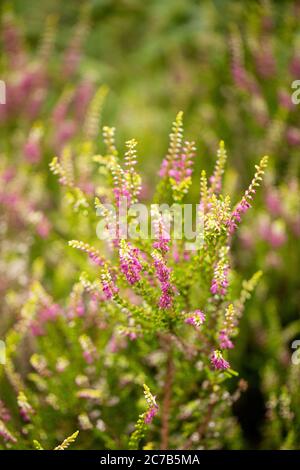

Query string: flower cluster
[185,310,206,328]
[211,350,230,371]
[119,240,142,285]
[210,247,229,296]
[228,156,269,234]
[152,250,174,309]
[100,265,119,300]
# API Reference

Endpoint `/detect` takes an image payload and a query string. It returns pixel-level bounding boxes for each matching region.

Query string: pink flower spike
[151,207,171,254]
[211,350,230,370]
[219,330,234,349]
[119,240,142,286]
[144,406,158,424]
[152,250,174,309]
[101,267,118,300]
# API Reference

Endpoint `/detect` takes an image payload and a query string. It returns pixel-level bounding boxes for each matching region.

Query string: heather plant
[0,111,270,449]
[0,4,106,306]
[1,0,300,452]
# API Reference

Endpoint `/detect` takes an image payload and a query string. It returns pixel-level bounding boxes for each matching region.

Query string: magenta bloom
[40,304,60,321]
[168,145,194,183]
[152,209,171,254]
[152,252,174,309]
[228,199,252,234]
[76,301,85,317]
[101,269,119,300]
[211,350,230,370]
[159,291,173,309]
[123,330,137,341]
[153,237,170,254]
[210,268,229,296]
[144,406,158,424]
[83,351,94,364]
[185,310,205,328]
[102,281,118,300]
[19,407,31,423]
[158,158,168,178]
[119,242,142,285]
[219,330,234,350]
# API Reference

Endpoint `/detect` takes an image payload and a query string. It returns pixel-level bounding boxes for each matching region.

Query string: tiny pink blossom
[144,406,158,424]
[119,243,142,285]
[211,350,230,370]
[152,252,174,309]
[219,330,234,349]
[185,310,205,328]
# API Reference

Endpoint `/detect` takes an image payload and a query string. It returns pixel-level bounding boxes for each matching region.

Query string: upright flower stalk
[152,250,174,309]
[228,156,268,233]
[119,240,142,285]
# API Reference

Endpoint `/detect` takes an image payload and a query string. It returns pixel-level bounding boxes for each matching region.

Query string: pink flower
[211,350,230,370]
[159,141,195,203]
[119,242,142,285]
[153,237,170,254]
[151,207,171,254]
[83,351,94,364]
[114,187,131,206]
[123,330,137,341]
[219,330,234,350]
[144,405,158,424]
[76,302,85,317]
[19,407,31,423]
[210,268,229,296]
[101,269,118,300]
[185,310,205,328]
[159,291,173,309]
[88,252,103,266]
[152,252,174,309]
[102,281,118,300]
[40,304,60,321]
[228,199,251,234]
